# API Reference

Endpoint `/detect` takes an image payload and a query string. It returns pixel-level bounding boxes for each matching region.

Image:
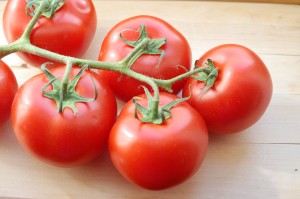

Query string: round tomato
[109,92,208,190]
[11,66,117,167]
[3,0,97,67]
[182,44,273,134]
[98,15,192,101]
[0,60,18,126]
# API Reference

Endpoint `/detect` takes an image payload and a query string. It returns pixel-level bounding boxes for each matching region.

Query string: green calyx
[41,63,97,115]
[133,86,189,125]
[26,0,65,18]
[192,59,219,96]
[120,24,167,68]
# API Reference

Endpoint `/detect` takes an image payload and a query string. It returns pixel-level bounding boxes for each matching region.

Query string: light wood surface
[189,0,300,4]
[205,0,300,4]
[1,1,300,198]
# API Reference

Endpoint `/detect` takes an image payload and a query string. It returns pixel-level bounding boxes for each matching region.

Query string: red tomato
[182,44,273,134]
[0,60,18,126]
[3,0,97,67]
[11,66,117,167]
[98,15,192,101]
[109,93,208,190]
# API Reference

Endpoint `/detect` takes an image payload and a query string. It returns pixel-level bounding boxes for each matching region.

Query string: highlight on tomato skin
[0,60,18,126]
[108,92,208,190]
[11,66,117,167]
[182,44,273,135]
[98,15,192,102]
[3,0,97,67]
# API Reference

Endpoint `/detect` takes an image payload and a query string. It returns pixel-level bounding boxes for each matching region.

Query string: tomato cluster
[1,0,272,190]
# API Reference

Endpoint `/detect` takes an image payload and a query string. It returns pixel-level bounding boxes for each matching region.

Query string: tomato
[3,0,97,67]
[98,15,192,101]
[0,60,18,126]
[11,66,117,167]
[109,92,208,190]
[182,44,273,134]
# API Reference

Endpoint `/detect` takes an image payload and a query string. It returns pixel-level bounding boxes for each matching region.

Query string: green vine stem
[122,69,160,120]
[153,65,215,92]
[61,60,73,104]
[0,0,218,123]
[22,0,48,40]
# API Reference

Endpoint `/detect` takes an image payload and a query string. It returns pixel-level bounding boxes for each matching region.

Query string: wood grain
[0,1,300,199]
[197,0,300,4]
[92,0,300,5]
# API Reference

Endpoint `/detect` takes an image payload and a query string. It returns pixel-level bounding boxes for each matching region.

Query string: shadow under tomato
[66,147,205,198]
[201,131,281,199]
[0,119,19,148]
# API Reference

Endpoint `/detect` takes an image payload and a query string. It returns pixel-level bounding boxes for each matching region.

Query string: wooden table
[1,1,300,198]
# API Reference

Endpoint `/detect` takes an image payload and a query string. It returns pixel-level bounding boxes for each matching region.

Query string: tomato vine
[1,0,272,188]
[0,0,217,124]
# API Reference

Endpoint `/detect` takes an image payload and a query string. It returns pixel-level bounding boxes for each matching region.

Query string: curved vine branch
[0,0,217,124]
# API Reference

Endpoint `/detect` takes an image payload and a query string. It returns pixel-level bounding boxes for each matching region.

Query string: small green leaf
[133,86,190,124]
[132,97,149,120]
[41,62,61,88]
[163,95,190,111]
[207,59,214,68]
[42,63,97,115]
[26,0,65,18]
[192,72,208,81]
[120,24,149,47]
[192,59,219,97]
[120,24,167,68]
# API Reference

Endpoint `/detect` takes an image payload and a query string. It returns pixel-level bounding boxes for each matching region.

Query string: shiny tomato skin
[3,0,97,67]
[109,93,208,190]
[11,66,117,167]
[98,15,192,101]
[0,60,18,126]
[182,44,273,134]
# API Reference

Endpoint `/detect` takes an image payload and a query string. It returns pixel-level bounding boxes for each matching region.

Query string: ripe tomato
[0,60,18,126]
[109,92,208,190]
[98,15,192,101]
[182,44,273,134]
[3,0,97,67]
[11,66,117,167]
